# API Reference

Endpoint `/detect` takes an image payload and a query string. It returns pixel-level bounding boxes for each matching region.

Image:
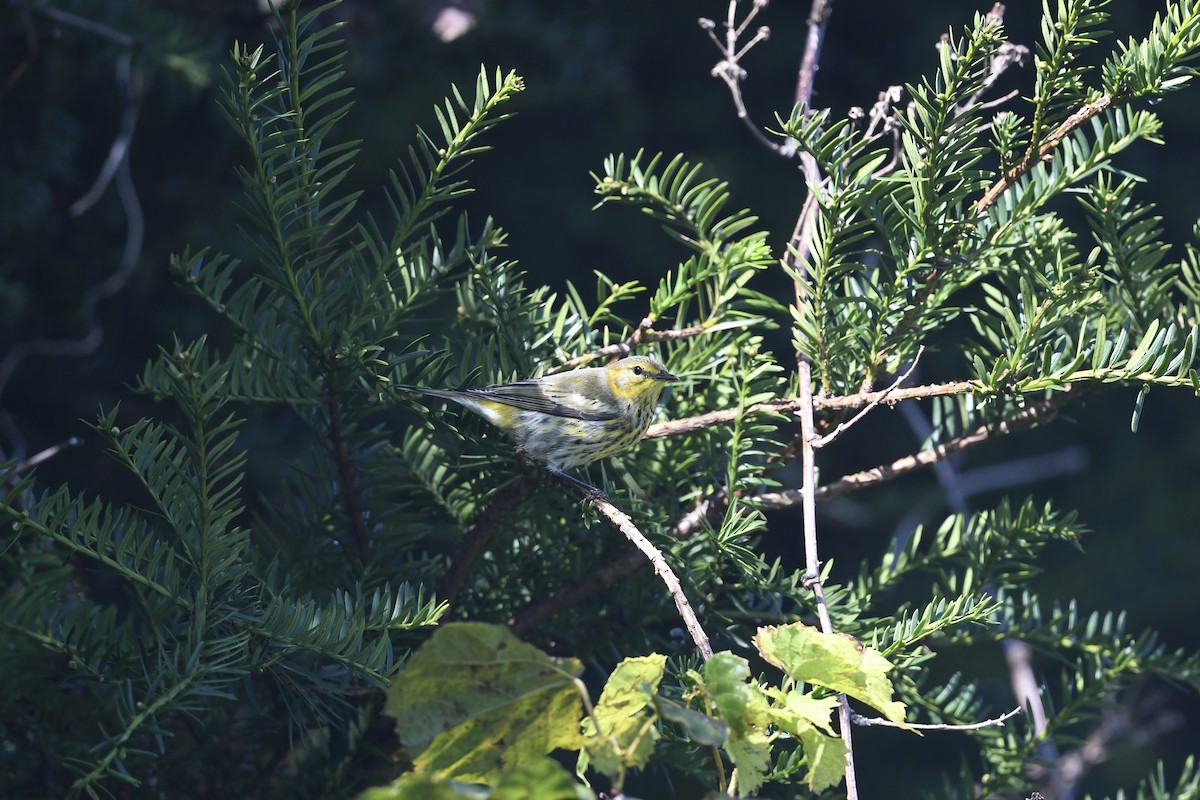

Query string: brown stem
[553,321,708,372]
[645,380,980,440]
[324,386,368,558]
[436,479,531,611]
[754,391,1067,508]
[975,93,1116,215]
[795,0,834,111]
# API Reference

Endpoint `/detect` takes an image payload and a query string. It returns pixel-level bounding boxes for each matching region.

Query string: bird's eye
[632,365,645,375]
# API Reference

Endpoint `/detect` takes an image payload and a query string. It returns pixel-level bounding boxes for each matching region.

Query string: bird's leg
[544,464,608,502]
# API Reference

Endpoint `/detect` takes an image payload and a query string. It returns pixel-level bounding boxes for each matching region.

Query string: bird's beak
[658,369,679,382]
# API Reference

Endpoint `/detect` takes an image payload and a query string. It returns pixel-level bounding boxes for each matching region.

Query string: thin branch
[5,0,138,47]
[1005,638,1049,737]
[553,319,707,372]
[954,22,1029,117]
[644,380,979,440]
[507,488,726,634]
[0,50,145,400]
[700,1,788,156]
[795,0,833,112]
[507,488,728,634]
[753,391,1068,509]
[71,51,142,216]
[556,477,713,660]
[976,87,1021,112]
[851,705,1022,731]
[812,347,924,448]
[797,358,858,798]
[15,437,83,473]
[975,92,1115,215]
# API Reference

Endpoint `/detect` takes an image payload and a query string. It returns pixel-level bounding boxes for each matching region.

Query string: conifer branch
[553,319,708,371]
[975,93,1116,214]
[437,478,531,611]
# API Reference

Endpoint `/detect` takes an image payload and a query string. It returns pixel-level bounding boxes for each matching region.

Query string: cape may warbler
[402,355,678,494]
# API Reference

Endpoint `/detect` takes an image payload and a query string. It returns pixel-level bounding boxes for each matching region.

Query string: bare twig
[14,437,84,473]
[797,358,858,797]
[754,391,1068,508]
[5,0,137,47]
[795,0,833,112]
[700,0,788,155]
[568,484,714,660]
[851,705,1022,731]
[72,51,142,216]
[1004,638,1050,767]
[645,380,979,440]
[0,48,145,401]
[812,347,924,448]
[507,488,729,634]
[552,319,707,372]
[954,28,1029,116]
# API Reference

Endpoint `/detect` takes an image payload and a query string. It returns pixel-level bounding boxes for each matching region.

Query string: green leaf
[491,759,596,800]
[797,726,848,793]
[657,696,728,747]
[359,775,478,800]
[579,654,666,778]
[385,623,585,784]
[766,689,839,738]
[754,622,908,727]
[726,730,772,797]
[361,758,595,800]
[701,652,771,737]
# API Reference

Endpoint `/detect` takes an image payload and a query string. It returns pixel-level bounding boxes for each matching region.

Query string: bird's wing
[466,380,618,421]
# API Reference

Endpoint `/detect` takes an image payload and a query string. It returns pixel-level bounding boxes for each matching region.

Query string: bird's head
[605,356,678,406]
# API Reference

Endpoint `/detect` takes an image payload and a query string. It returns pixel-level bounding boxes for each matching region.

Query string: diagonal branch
[754,391,1069,509]
[812,347,924,448]
[543,476,713,660]
[437,478,532,612]
[974,93,1115,215]
[587,492,713,660]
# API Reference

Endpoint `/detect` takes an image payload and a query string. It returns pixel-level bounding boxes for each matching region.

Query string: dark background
[3,1,1198,796]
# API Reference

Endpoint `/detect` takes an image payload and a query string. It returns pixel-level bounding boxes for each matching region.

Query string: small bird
[401,355,678,496]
